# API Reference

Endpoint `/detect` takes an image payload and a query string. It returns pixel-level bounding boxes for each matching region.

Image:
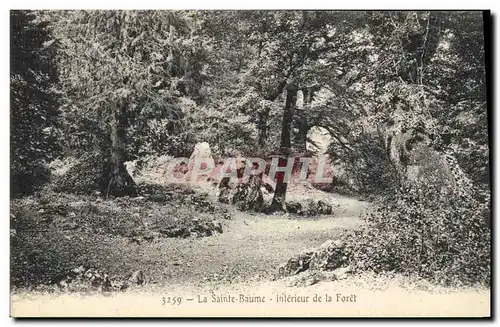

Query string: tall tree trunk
[257,106,270,148]
[294,88,313,153]
[295,116,309,154]
[107,103,137,197]
[258,80,289,148]
[270,84,297,211]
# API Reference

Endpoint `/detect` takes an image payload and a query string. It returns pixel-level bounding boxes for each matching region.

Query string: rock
[128,270,145,285]
[108,276,128,291]
[332,266,352,280]
[130,236,142,245]
[317,200,333,214]
[218,187,232,204]
[160,226,186,238]
[188,142,214,180]
[277,249,315,278]
[319,271,338,281]
[262,182,275,193]
[309,239,348,270]
[210,220,223,233]
[219,170,264,212]
[284,271,320,287]
[189,142,212,161]
[71,265,86,275]
[231,175,264,212]
[143,232,157,242]
[283,268,351,286]
[300,200,333,216]
[285,201,303,215]
[277,239,350,279]
[58,280,68,290]
[55,266,135,293]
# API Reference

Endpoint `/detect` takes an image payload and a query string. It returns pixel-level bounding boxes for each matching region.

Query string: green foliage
[10,184,230,287]
[11,229,110,288]
[44,10,211,166]
[53,151,110,195]
[330,131,399,196]
[348,179,490,286]
[10,10,61,195]
[12,10,490,288]
[424,12,489,189]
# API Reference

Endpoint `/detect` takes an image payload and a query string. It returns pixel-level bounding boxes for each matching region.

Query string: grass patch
[10,182,231,288]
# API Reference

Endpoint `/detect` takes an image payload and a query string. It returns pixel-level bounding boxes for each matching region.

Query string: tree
[260,11,365,209]
[198,11,369,209]
[326,11,489,196]
[46,10,203,196]
[10,10,60,195]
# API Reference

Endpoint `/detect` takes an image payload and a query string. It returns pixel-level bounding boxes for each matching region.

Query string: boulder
[309,239,348,270]
[54,266,145,293]
[304,199,333,216]
[317,200,333,215]
[284,270,320,287]
[218,187,232,204]
[210,220,223,233]
[189,142,212,160]
[277,249,315,278]
[282,267,352,287]
[277,239,349,278]
[285,201,304,215]
[188,142,213,171]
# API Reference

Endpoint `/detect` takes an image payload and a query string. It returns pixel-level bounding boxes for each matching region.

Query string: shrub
[348,181,490,286]
[53,151,110,195]
[10,10,61,197]
[11,160,52,197]
[10,229,110,288]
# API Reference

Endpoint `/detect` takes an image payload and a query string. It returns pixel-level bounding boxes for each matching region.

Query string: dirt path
[11,192,491,317]
[129,192,369,286]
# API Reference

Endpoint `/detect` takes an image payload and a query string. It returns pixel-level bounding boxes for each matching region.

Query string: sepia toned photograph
[9,9,491,318]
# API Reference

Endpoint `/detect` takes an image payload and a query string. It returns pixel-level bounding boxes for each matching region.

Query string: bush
[53,151,110,195]
[11,160,52,196]
[348,181,490,286]
[10,10,61,197]
[10,229,111,288]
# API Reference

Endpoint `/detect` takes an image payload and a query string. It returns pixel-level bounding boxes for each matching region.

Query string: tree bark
[295,115,309,154]
[257,106,270,148]
[257,80,289,148]
[270,83,297,211]
[294,88,314,153]
[107,103,137,197]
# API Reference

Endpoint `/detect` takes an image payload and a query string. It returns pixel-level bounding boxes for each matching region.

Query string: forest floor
[10,185,490,317]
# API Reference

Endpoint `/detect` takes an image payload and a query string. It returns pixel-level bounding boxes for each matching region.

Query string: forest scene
[10,10,491,316]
